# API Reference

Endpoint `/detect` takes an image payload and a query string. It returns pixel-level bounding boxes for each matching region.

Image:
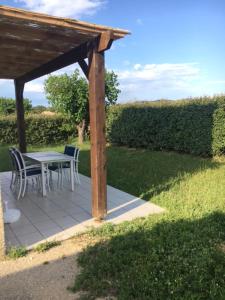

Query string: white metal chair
[48,145,80,187]
[10,148,49,199]
[9,147,40,188]
[63,145,80,184]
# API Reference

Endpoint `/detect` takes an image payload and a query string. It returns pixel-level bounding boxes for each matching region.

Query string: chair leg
[12,174,18,192]
[10,171,14,188]
[56,166,61,189]
[60,164,63,188]
[63,167,69,182]
[22,177,27,198]
[49,171,54,189]
[17,177,23,200]
[37,176,41,192]
[46,171,51,191]
[75,162,81,184]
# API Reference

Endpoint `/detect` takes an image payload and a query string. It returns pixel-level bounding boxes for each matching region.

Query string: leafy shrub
[7,246,28,259]
[107,96,225,156]
[0,114,75,145]
[212,101,225,155]
[35,241,61,253]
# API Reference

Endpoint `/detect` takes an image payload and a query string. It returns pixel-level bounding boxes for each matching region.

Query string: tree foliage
[44,69,120,143]
[0,97,32,115]
[44,70,89,125]
[105,71,121,107]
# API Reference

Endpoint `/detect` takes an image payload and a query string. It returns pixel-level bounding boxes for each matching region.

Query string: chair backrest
[64,145,80,161]
[13,148,26,171]
[64,145,75,156]
[9,148,17,172]
[74,147,80,161]
[9,149,21,172]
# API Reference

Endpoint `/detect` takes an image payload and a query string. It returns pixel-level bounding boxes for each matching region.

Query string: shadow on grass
[80,146,221,201]
[1,143,222,202]
[0,213,224,299]
[72,212,225,299]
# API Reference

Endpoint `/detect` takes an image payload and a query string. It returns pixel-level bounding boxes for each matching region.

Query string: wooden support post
[88,48,107,219]
[0,186,6,260]
[14,80,26,153]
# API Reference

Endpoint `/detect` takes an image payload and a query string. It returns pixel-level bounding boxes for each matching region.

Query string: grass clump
[7,246,28,259]
[71,147,225,299]
[2,143,225,298]
[35,241,61,253]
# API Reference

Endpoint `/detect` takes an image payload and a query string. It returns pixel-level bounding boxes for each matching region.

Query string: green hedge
[0,114,74,145]
[212,102,225,155]
[106,96,225,156]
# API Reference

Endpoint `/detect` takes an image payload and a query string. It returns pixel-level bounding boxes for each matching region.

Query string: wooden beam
[0,45,62,57]
[78,59,89,79]
[0,6,130,39]
[0,22,91,45]
[0,36,72,53]
[14,79,26,153]
[0,194,6,260]
[0,55,53,65]
[88,48,107,219]
[98,31,114,52]
[0,48,56,61]
[0,75,14,79]
[16,41,91,83]
[1,65,35,78]
[0,60,38,67]
[3,65,34,73]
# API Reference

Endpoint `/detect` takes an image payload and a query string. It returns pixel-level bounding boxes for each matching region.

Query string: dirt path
[0,238,87,300]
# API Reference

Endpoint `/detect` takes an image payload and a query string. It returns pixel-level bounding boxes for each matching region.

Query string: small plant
[7,246,28,259]
[35,240,61,253]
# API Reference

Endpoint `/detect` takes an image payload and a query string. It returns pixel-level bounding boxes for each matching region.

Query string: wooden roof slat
[0,45,63,57]
[0,36,80,53]
[0,18,97,43]
[0,5,130,39]
[0,48,59,60]
[0,55,56,65]
[0,5,129,80]
[0,62,38,70]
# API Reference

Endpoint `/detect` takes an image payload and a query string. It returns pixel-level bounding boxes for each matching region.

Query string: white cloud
[117,63,204,101]
[118,63,200,81]
[206,80,225,85]
[134,63,141,70]
[25,82,44,93]
[15,0,105,18]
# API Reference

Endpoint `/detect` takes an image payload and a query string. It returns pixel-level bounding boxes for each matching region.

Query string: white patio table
[23,151,74,197]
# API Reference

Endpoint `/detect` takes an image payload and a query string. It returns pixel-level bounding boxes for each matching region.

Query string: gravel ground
[0,238,87,300]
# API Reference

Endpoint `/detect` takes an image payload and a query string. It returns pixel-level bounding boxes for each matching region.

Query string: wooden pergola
[0,5,129,219]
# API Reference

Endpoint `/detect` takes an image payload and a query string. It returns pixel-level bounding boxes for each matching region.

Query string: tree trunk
[77,119,86,144]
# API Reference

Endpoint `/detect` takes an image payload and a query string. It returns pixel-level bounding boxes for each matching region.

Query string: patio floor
[1,171,164,249]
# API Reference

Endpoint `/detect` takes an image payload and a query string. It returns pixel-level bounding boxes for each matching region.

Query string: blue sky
[0,0,225,106]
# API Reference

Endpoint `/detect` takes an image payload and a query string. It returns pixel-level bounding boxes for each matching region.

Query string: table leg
[70,160,74,192]
[41,162,46,197]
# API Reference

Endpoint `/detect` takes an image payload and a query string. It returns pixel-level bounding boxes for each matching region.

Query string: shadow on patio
[1,171,164,249]
[80,146,220,200]
[0,212,224,299]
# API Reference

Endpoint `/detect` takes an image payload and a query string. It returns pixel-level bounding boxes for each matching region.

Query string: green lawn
[1,144,225,299]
